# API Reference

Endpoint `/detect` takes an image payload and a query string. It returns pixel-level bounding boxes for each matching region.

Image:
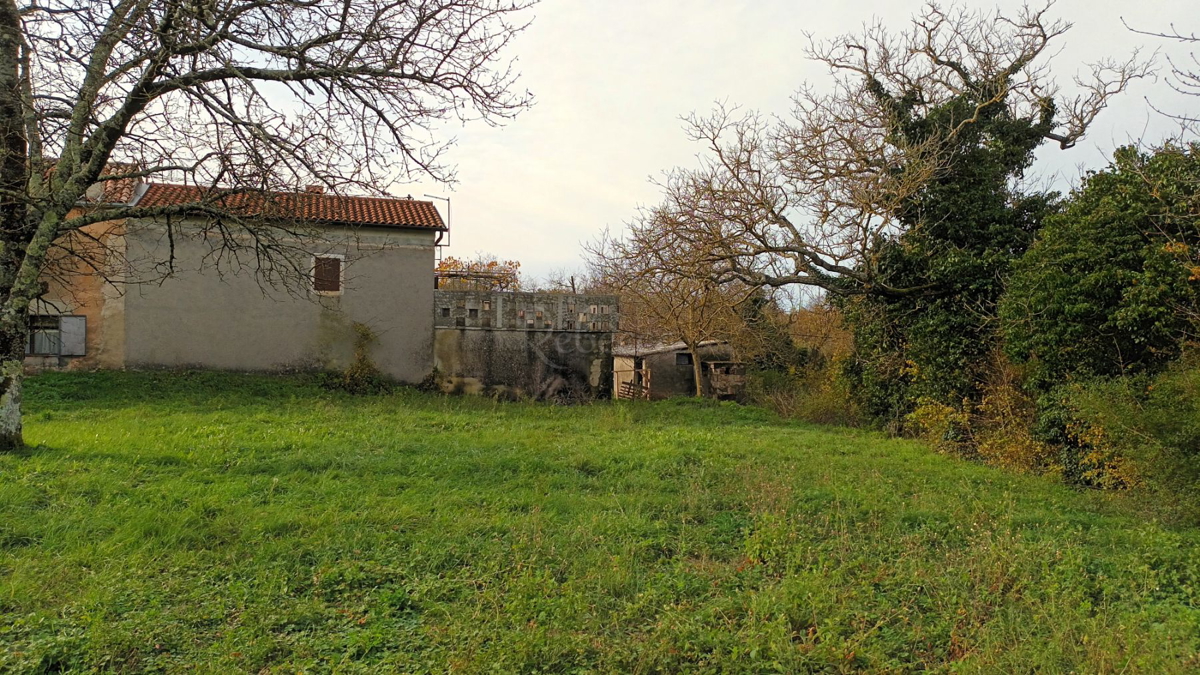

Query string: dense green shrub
[1057,356,1200,517]
[1002,144,1200,391]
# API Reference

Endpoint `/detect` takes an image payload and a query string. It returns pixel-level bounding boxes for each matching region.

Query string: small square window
[566,320,575,330]
[518,309,525,318]
[468,308,478,319]
[481,317,492,328]
[567,305,575,313]
[544,321,551,329]
[590,322,598,330]
[600,305,609,314]
[535,310,543,318]
[676,353,693,366]
[441,307,450,317]
[589,305,597,314]
[455,317,466,327]
[526,320,535,328]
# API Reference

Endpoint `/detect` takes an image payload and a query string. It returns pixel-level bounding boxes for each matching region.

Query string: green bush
[1059,355,1200,519]
[1002,143,1200,391]
[744,363,861,427]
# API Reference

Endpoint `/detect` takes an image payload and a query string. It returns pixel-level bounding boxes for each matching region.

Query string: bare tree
[0,0,537,449]
[641,2,1148,298]
[587,207,749,397]
[1126,20,1199,127]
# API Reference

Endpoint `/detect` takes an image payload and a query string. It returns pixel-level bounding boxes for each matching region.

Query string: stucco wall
[121,219,437,382]
[25,219,127,372]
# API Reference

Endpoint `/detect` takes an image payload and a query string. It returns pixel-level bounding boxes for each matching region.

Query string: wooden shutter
[313,257,341,292]
[60,316,86,356]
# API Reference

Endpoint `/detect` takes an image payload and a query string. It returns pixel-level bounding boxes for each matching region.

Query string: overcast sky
[404,0,1198,281]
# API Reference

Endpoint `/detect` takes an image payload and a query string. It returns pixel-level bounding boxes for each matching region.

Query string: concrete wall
[433,290,617,399]
[433,289,617,332]
[120,219,438,382]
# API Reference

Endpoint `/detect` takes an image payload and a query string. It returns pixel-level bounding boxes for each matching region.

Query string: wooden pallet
[618,380,649,400]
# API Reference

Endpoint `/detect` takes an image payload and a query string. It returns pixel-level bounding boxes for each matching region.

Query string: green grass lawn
[2,372,1199,673]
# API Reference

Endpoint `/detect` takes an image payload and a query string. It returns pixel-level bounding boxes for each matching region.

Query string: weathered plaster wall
[612,355,638,397]
[26,219,127,371]
[432,290,617,399]
[433,289,617,332]
[120,220,437,382]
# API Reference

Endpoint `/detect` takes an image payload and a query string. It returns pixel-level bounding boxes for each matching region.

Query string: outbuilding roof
[613,340,728,357]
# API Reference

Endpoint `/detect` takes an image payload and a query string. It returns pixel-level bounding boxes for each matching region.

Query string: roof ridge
[143,181,438,205]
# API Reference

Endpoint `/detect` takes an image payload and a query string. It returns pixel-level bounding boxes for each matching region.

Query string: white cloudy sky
[403,0,1199,280]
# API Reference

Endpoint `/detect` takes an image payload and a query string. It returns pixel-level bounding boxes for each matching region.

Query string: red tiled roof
[99,174,139,204]
[132,183,446,230]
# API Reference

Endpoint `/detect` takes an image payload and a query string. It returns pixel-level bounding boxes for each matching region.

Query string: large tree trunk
[0,0,29,451]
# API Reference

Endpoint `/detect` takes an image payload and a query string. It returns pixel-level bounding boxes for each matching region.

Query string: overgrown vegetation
[322,322,394,396]
[4,371,1200,671]
[591,3,1200,511]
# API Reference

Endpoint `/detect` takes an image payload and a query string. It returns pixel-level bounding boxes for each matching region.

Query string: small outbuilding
[612,340,744,400]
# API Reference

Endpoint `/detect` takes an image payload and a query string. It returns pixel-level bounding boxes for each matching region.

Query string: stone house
[27,181,445,382]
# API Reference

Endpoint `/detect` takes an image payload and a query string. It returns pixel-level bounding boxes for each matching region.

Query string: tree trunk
[0,1,29,451]
[689,345,704,398]
[0,356,21,450]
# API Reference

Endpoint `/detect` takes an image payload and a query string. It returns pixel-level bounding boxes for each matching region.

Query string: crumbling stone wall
[433,290,617,400]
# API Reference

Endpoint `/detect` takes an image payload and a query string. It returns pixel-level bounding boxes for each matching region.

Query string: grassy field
[1,372,1199,673]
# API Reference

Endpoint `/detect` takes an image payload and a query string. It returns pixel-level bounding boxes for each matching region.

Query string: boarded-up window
[676,353,693,366]
[60,316,86,356]
[313,256,341,293]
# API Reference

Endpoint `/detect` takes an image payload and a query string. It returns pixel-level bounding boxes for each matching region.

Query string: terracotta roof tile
[133,183,446,230]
